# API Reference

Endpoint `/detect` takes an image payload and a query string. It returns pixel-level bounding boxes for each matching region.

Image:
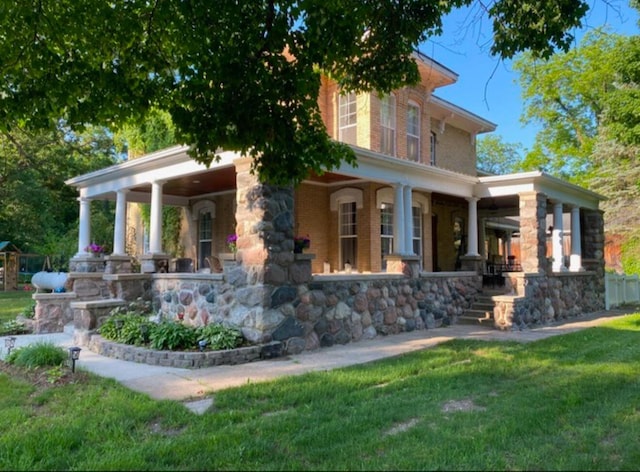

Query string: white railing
[605,273,640,310]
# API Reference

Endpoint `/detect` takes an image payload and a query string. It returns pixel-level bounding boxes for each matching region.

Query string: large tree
[476,134,524,175]
[0,125,117,262]
[514,29,623,183]
[0,0,589,185]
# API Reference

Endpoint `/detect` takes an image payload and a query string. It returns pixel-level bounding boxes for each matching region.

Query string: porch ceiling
[129,166,237,198]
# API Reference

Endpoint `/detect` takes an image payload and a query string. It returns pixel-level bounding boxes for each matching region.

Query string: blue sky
[419,0,639,151]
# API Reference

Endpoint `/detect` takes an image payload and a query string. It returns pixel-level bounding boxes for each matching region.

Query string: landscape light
[68,346,81,373]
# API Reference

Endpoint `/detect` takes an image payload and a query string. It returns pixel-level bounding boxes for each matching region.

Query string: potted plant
[293,235,310,254]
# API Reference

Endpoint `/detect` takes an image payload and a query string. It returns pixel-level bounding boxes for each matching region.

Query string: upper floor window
[407,102,420,161]
[380,94,396,156]
[430,131,437,166]
[339,92,357,145]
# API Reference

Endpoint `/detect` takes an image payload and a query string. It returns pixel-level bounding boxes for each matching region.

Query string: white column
[466,197,480,256]
[77,196,91,256]
[569,206,584,272]
[552,201,566,272]
[112,189,128,256]
[393,183,405,254]
[403,185,413,255]
[479,218,486,258]
[149,180,165,254]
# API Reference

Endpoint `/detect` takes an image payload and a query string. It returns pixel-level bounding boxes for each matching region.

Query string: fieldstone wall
[32,292,77,333]
[496,272,605,330]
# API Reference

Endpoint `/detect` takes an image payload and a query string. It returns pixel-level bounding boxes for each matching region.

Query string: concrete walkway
[2,308,636,410]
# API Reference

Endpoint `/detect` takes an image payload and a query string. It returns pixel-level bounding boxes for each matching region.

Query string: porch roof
[477,171,605,211]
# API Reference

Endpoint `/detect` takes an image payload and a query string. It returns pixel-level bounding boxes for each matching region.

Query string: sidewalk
[2,308,636,408]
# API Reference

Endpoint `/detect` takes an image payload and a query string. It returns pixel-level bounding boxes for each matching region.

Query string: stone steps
[458,290,509,326]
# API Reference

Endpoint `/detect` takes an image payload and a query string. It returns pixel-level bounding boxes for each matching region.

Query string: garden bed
[87,335,284,369]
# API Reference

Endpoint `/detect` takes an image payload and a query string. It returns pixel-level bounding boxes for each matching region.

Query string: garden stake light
[140,324,149,343]
[198,339,208,352]
[4,336,16,356]
[68,346,81,373]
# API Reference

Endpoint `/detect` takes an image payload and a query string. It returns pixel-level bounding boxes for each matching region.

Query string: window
[198,211,212,270]
[380,203,394,270]
[412,205,423,256]
[407,102,420,161]
[339,92,357,145]
[339,201,357,269]
[380,94,396,155]
[430,131,437,165]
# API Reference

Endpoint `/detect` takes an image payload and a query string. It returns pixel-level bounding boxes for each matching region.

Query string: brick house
[58,52,606,352]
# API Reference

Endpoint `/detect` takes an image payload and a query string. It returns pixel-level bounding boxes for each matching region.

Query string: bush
[99,314,154,346]
[197,323,243,350]
[149,321,197,351]
[6,342,67,368]
[0,320,30,336]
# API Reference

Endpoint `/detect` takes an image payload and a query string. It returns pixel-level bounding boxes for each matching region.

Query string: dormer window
[407,102,420,161]
[380,94,396,156]
[338,92,357,145]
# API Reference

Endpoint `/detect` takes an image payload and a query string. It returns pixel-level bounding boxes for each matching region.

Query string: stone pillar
[393,183,405,254]
[234,157,304,344]
[403,185,413,255]
[569,206,584,272]
[113,189,128,256]
[466,197,480,256]
[77,196,91,256]
[582,209,605,274]
[552,201,566,272]
[518,191,547,273]
[149,180,165,254]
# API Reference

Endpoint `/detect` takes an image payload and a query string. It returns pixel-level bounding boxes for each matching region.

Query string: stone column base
[140,254,170,273]
[69,255,106,273]
[105,255,134,274]
[460,255,483,273]
[385,254,421,278]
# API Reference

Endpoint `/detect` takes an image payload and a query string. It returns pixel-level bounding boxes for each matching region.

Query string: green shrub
[150,321,197,351]
[21,301,36,319]
[6,342,67,368]
[0,320,30,336]
[197,323,243,350]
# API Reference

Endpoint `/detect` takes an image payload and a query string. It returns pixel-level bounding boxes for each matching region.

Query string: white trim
[191,200,216,221]
[330,187,364,211]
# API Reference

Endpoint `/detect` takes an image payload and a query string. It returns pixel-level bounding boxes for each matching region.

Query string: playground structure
[0,241,47,291]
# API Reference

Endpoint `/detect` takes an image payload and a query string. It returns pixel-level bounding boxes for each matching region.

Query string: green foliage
[0,124,117,253]
[621,228,640,275]
[6,342,67,368]
[0,320,30,336]
[100,299,155,345]
[149,321,198,351]
[0,1,591,186]
[514,29,623,183]
[197,324,243,351]
[476,134,524,175]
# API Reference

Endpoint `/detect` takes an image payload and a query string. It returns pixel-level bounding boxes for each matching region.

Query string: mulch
[0,360,91,389]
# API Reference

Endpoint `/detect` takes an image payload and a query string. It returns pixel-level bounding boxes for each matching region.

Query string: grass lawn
[0,290,33,324]
[2,313,640,470]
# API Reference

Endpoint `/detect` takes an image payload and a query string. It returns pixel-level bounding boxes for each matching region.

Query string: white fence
[605,273,640,310]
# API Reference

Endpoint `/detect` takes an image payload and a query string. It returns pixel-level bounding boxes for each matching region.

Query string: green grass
[0,290,33,324]
[2,314,640,470]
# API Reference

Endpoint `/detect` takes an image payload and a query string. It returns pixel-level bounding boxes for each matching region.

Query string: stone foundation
[32,292,77,333]
[496,271,605,330]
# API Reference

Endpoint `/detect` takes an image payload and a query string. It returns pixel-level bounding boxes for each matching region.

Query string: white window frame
[338,92,357,145]
[380,202,394,270]
[339,201,358,270]
[198,211,213,270]
[380,94,396,156]
[407,101,421,161]
[430,131,437,166]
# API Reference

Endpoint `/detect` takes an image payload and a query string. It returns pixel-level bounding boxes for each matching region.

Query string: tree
[0,0,589,185]
[514,29,623,183]
[476,134,524,175]
[0,125,117,260]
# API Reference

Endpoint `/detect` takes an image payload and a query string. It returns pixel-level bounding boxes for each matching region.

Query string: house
[58,52,606,353]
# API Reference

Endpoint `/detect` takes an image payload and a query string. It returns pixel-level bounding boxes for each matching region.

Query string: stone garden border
[87,335,283,369]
